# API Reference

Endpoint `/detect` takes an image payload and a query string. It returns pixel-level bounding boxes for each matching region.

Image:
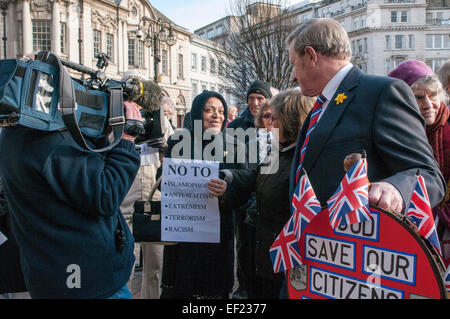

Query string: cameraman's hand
[122,101,143,142]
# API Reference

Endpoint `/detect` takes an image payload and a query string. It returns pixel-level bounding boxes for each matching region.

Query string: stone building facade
[189,34,239,108]
[0,0,192,127]
[195,0,449,76]
[313,0,450,75]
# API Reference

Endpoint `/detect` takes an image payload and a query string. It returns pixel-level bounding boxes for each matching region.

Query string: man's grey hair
[286,18,352,60]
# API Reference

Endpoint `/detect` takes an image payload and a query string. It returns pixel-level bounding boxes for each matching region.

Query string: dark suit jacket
[289,66,445,210]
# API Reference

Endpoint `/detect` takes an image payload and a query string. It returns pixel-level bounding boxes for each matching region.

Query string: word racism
[169,120,279,174]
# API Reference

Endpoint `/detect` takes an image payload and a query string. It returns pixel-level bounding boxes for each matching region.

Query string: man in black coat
[0,103,141,299]
[227,80,272,299]
[287,19,444,222]
[0,179,27,298]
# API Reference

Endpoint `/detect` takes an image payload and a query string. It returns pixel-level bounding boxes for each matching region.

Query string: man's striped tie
[295,94,327,183]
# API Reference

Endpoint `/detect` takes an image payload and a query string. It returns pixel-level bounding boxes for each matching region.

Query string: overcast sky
[150,0,304,32]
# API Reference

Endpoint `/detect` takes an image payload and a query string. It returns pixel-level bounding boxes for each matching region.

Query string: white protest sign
[161,158,220,243]
[0,231,7,246]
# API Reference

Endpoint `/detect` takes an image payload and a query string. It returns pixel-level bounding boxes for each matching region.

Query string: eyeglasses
[263,113,273,120]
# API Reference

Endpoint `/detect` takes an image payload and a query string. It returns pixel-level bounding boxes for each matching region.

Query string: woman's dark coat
[161,91,247,298]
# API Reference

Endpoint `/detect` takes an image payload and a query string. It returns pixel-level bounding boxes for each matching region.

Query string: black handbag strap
[147,176,162,202]
[51,52,125,152]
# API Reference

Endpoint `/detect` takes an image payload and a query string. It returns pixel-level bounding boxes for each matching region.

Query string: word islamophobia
[169,120,279,174]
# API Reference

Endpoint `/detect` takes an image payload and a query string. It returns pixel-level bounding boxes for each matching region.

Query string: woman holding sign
[159,91,248,299]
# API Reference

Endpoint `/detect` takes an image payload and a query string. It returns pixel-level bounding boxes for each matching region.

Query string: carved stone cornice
[348,24,427,36]
[31,0,53,12]
[92,9,117,29]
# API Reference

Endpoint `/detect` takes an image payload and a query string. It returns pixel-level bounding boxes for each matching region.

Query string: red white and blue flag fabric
[327,158,371,228]
[292,172,322,241]
[406,174,442,256]
[269,215,303,274]
[444,266,450,293]
[295,94,326,182]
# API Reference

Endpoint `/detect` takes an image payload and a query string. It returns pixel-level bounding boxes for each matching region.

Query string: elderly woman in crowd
[389,59,450,267]
[226,105,238,126]
[225,89,314,298]
[237,99,275,297]
[255,100,273,132]
[254,100,274,164]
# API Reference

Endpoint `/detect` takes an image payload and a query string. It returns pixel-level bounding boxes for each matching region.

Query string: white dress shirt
[318,63,354,122]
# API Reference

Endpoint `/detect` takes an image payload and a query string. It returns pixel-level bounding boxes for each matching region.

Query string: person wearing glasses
[222,89,315,298]
[228,80,273,299]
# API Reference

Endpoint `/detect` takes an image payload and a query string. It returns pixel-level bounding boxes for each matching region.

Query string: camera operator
[0,97,142,298]
[119,69,174,299]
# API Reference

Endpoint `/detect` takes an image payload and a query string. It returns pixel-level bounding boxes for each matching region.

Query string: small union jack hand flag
[269,215,303,273]
[327,158,371,228]
[292,172,322,241]
[406,173,442,256]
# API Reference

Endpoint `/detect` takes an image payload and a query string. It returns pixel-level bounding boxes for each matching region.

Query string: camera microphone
[121,79,166,144]
[129,80,163,113]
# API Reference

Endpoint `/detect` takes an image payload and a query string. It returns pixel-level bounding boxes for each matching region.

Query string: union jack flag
[292,172,322,241]
[327,158,371,228]
[445,266,450,293]
[406,174,442,255]
[269,215,302,273]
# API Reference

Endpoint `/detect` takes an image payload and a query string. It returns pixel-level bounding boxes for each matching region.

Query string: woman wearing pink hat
[389,59,450,267]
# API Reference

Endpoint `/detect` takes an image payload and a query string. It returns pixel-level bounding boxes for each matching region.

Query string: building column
[51,0,60,54]
[117,19,122,73]
[66,1,77,62]
[82,4,91,68]
[122,21,128,71]
[7,1,17,58]
[22,0,32,55]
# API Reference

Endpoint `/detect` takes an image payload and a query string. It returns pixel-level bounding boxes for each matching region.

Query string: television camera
[0,51,165,152]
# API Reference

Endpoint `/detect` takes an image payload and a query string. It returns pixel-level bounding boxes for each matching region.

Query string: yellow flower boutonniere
[334,93,347,105]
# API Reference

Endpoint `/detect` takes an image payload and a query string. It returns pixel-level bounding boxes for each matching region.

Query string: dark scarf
[188,90,228,160]
[426,104,450,209]
[426,103,450,180]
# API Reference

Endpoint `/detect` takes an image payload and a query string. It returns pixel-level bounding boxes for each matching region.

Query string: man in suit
[287,18,445,216]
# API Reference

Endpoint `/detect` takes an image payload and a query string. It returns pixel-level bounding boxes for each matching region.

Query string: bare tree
[216,0,298,103]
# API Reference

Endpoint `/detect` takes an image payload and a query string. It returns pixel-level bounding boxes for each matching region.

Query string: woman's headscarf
[189,90,228,133]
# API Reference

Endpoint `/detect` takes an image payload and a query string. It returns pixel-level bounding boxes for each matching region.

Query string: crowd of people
[0,17,449,299]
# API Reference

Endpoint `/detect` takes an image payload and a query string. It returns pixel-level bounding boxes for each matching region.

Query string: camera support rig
[59,53,137,100]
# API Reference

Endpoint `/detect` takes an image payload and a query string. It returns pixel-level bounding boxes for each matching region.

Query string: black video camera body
[0,51,165,152]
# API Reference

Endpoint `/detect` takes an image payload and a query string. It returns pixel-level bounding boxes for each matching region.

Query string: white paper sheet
[161,158,220,243]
